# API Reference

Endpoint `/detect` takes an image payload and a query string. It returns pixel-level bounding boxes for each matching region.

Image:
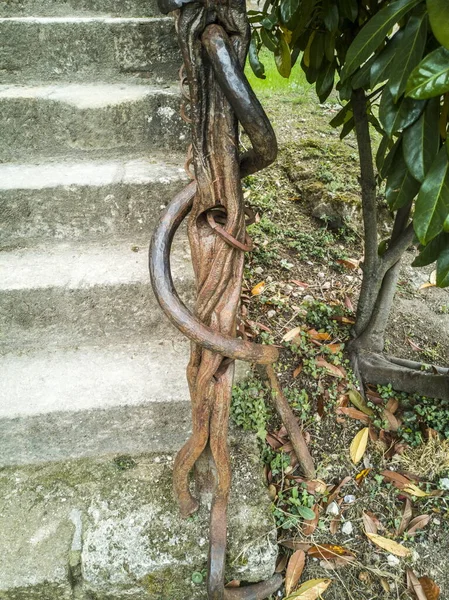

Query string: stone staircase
[0,2,277,598]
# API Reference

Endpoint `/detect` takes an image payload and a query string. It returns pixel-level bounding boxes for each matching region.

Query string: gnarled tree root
[354,351,449,401]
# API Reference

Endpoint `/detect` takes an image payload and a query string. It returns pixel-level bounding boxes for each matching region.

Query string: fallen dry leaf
[225,580,241,588]
[284,578,332,600]
[331,315,356,325]
[283,326,303,342]
[315,357,345,378]
[326,476,352,505]
[420,576,440,599]
[381,470,411,489]
[251,281,265,296]
[308,544,354,560]
[275,553,289,573]
[285,550,306,596]
[419,281,436,290]
[403,484,431,498]
[355,468,371,485]
[365,533,411,557]
[385,397,399,414]
[362,512,378,535]
[279,539,312,552]
[350,427,369,464]
[407,514,431,534]
[407,337,423,352]
[380,578,391,593]
[348,389,374,416]
[307,329,332,341]
[293,363,303,378]
[330,517,341,534]
[336,258,360,270]
[337,406,371,424]
[407,569,427,600]
[327,343,343,354]
[383,408,400,431]
[397,498,413,536]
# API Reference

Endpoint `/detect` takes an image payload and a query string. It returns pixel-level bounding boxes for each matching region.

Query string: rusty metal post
[150,1,315,597]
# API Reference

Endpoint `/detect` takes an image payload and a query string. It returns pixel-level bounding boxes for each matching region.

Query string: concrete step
[0,237,194,351]
[0,438,277,599]
[0,17,180,83]
[0,340,192,465]
[0,155,187,245]
[0,82,187,163]
[0,0,161,18]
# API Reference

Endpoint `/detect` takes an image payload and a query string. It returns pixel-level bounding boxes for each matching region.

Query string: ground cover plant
[225,37,449,598]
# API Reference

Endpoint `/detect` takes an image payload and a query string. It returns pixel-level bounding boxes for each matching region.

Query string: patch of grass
[396,437,449,479]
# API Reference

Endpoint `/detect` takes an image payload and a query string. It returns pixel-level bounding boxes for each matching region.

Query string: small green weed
[231,378,270,440]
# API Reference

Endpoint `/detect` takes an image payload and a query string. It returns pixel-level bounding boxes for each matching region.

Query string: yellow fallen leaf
[284,578,332,599]
[350,427,369,464]
[348,389,374,416]
[251,281,265,296]
[365,533,411,557]
[403,484,431,498]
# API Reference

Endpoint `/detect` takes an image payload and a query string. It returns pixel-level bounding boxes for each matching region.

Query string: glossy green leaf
[414,148,449,244]
[406,46,449,99]
[427,0,449,49]
[324,30,336,62]
[388,13,428,101]
[316,60,336,102]
[376,134,395,175]
[340,116,356,139]
[323,0,339,33]
[370,30,404,88]
[412,231,449,266]
[261,26,278,52]
[280,0,300,26]
[386,149,421,209]
[297,505,318,520]
[341,0,421,81]
[380,138,402,180]
[329,101,353,128]
[249,34,266,79]
[379,86,426,137]
[437,245,449,286]
[275,32,292,78]
[309,31,325,71]
[352,54,377,90]
[291,0,317,43]
[403,97,441,182]
[340,0,358,22]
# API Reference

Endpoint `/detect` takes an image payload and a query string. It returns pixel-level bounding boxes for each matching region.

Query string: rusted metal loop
[149,182,279,364]
[224,574,283,600]
[180,101,193,124]
[206,210,254,252]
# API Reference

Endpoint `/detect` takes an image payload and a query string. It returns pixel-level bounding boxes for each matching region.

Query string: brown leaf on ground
[290,280,309,288]
[308,544,354,559]
[326,476,352,505]
[275,553,289,573]
[383,408,400,431]
[331,315,356,324]
[307,329,332,341]
[293,363,303,378]
[320,556,356,570]
[381,470,411,489]
[407,569,428,600]
[336,407,371,424]
[344,295,354,311]
[302,505,320,536]
[407,337,423,352]
[419,576,440,599]
[330,517,341,534]
[279,540,312,552]
[386,397,399,414]
[315,357,345,378]
[327,343,343,354]
[336,258,360,270]
[407,514,431,534]
[397,498,413,536]
[362,512,378,535]
[225,580,241,588]
[365,533,411,557]
[285,550,306,596]
[266,433,283,449]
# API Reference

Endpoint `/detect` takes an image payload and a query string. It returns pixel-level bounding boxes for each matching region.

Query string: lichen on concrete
[0,431,277,599]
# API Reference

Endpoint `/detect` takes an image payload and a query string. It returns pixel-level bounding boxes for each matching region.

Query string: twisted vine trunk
[150,1,315,597]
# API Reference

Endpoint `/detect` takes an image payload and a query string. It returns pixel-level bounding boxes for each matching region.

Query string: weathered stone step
[0,17,180,83]
[0,237,194,350]
[0,340,192,465]
[1,0,160,18]
[0,155,187,245]
[0,439,276,599]
[0,82,187,163]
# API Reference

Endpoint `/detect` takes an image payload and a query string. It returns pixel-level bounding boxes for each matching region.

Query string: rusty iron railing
[149,1,315,597]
